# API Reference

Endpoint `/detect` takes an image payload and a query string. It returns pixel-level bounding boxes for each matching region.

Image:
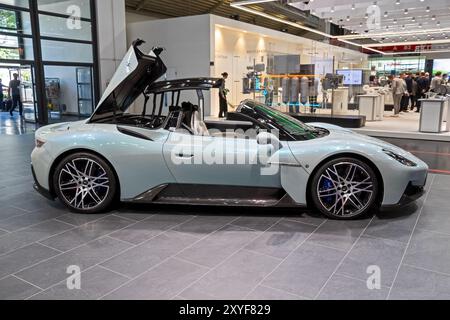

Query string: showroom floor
[1,134,450,300]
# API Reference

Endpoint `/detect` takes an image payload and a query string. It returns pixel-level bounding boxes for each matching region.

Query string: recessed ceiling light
[393,19,397,24]
[384,12,388,17]
[365,13,369,19]
[432,15,436,20]
[426,6,430,12]
[351,4,355,10]
[404,9,408,14]
[412,17,416,22]
[396,0,400,5]
[346,16,350,21]
[331,6,335,12]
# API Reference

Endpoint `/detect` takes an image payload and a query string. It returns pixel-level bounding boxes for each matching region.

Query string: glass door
[76,67,94,117]
[0,64,37,123]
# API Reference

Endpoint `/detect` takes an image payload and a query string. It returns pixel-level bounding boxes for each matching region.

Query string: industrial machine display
[31,40,428,219]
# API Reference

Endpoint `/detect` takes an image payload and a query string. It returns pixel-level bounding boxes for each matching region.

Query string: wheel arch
[48,148,121,200]
[305,152,384,208]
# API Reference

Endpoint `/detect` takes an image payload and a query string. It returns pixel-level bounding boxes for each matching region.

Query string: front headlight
[383,149,417,167]
[35,138,46,148]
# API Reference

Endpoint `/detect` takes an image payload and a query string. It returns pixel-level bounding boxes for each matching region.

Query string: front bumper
[31,165,55,201]
[381,182,425,210]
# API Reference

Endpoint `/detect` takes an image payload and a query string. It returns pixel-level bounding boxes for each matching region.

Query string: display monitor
[433,59,450,75]
[272,55,300,74]
[336,69,363,86]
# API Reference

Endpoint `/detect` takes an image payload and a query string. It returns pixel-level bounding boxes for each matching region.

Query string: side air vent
[117,126,153,141]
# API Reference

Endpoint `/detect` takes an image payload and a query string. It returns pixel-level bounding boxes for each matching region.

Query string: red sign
[363,44,433,54]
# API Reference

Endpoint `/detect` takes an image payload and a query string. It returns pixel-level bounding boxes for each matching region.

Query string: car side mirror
[257,132,282,151]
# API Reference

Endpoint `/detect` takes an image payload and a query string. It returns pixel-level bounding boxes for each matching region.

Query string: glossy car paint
[32,119,428,206]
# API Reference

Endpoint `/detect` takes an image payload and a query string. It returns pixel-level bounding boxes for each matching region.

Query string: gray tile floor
[1,134,450,300]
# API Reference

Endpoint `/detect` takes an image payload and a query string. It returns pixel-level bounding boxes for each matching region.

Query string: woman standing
[218,72,229,118]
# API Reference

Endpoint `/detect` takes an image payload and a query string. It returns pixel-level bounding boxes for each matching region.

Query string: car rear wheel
[311,158,379,220]
[53,153,117,214]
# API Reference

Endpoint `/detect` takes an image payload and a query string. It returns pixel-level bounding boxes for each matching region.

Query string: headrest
[181,101,194,112]
[169,105,182,112]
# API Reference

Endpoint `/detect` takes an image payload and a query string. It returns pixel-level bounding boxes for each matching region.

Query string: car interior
[102,87,262,140]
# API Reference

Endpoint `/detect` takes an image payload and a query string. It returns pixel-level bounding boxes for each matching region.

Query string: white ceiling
[289,0,450,46]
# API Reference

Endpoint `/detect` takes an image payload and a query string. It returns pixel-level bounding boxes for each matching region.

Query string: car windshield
[250,102,320,140]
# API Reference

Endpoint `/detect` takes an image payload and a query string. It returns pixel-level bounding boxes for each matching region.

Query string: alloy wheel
[58,158,110,210]
[317,162,375,218]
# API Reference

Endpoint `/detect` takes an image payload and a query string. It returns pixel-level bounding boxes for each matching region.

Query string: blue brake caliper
[320,178,335,206]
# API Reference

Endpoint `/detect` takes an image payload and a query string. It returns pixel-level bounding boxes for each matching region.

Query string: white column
[96,0,127,94]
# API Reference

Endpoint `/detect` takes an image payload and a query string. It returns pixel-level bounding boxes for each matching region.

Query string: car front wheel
[53,152,117,214]
[311,158,379,220]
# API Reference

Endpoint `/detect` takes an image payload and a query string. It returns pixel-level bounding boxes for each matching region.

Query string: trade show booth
[126,14,450,141]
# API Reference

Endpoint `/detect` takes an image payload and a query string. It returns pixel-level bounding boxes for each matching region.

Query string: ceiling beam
[135,0,149,11]
[206,0,227,14]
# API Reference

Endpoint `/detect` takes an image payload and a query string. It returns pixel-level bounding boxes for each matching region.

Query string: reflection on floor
[381,137,450,175]
[0,112,89,136]
[0,112,37,136]
[1,135,450,300]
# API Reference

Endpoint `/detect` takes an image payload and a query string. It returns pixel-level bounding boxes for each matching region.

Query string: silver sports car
[31,40,428,220]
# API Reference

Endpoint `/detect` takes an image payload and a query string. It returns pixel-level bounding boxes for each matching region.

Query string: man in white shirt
[430,72,443,92]
[391,73,408,117]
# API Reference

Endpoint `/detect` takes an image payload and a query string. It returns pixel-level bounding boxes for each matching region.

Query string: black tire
[311,157,379,220]
[53,152,117,214]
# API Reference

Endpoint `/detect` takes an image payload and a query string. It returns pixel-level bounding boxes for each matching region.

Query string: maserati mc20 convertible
[31,40,428,220]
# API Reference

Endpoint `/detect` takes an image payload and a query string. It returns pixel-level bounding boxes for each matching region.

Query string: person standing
[392,73,408,117]
[410,74,418,111]
[402,72,412,112]
[218,72,229,118]
[430,71,443,92]
[416,72,430,113]
[9,73,22,117]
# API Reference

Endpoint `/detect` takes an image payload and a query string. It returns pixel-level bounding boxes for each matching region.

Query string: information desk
[418,98,450,133]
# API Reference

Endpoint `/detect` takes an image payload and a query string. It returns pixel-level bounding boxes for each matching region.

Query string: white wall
[96,0,127,94]
[126,11,163,24]
[126,14,212,114]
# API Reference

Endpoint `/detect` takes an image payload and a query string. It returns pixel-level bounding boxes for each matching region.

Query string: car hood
[306,122,413,156]
[90,39,167,122]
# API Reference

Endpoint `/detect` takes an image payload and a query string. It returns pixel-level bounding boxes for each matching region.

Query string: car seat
[190,105,210,136]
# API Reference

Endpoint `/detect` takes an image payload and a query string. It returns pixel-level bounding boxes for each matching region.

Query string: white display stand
[419,98,450,133]
[384,89,394,106]
[330,87,349,115]
[358,94,383,121]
